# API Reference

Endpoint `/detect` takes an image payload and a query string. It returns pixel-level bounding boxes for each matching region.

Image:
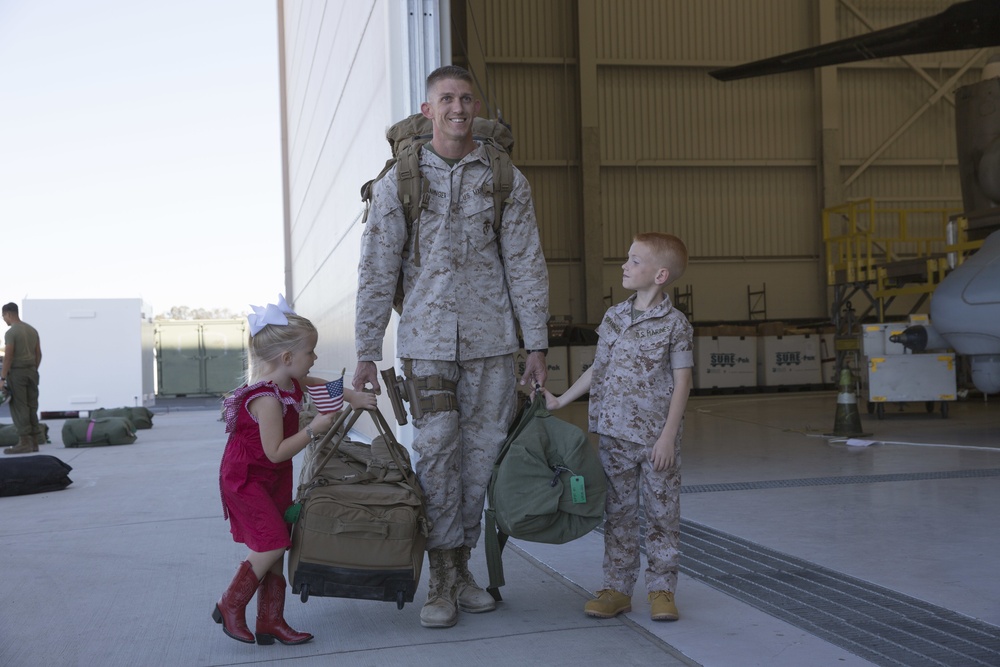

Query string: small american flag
[306,377,344,413]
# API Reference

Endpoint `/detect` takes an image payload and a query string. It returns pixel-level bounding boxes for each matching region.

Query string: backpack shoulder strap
[394,141,430,266]
[481,142,514,235]
[360,158,398,225]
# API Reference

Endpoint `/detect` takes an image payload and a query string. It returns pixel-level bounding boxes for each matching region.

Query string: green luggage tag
[283,501,302,524]
[570,475,586,504]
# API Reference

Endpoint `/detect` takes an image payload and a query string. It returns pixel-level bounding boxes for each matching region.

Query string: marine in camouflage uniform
[354,67,548,627]
[589,293,693,596]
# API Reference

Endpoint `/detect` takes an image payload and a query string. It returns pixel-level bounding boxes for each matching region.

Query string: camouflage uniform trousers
[407,355,516,550]
[599,434,681,595]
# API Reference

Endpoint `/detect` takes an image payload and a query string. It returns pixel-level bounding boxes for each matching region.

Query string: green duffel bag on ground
[62,418,137,447]
[0,423,50,447]
[484,394,607,599]
[89,407,153,429]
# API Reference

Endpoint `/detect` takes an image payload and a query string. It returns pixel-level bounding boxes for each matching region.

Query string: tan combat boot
[455,545,496,613]
[649,590,679,621]
[3,436,37,455]
[420,549,458,628]
[584,589,632,618]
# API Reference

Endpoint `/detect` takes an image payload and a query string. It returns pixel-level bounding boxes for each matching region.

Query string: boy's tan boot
[455,545,496,613]
[649,590,679,621]
[3,436,37,455]
[420,549,458,628]
[583,589,631,618]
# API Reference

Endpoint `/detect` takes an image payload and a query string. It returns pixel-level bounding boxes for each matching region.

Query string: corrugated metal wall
[280,1,994,338]
[448,0,991,323]
[279,0,399,387]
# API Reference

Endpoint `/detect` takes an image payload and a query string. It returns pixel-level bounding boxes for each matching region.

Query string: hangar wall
[278,0,408,387]
[279,0,991,368]
[449,0,983,324]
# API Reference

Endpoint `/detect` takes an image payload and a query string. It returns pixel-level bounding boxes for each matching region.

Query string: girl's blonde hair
[246,313,317,384]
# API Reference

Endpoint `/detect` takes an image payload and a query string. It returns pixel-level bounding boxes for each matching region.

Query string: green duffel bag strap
[484,507,508,600]
[484,393,541,600]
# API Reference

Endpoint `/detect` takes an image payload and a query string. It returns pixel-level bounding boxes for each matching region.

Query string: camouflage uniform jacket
[588,294,694,446]
[356,142,549,362]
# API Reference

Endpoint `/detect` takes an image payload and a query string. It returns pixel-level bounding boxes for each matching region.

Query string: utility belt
[381,360,458,426]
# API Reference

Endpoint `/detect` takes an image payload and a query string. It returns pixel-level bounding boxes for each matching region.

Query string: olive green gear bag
[484,394,607,600]
[61,417,137,447]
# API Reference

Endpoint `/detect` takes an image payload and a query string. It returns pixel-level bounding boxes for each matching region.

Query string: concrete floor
[1,390,998,666]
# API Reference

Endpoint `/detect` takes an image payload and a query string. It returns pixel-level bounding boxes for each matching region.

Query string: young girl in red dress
[213,296,376,645]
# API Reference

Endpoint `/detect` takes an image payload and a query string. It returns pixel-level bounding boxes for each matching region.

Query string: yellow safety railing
[823,198,959,289]
[945,215,986,266]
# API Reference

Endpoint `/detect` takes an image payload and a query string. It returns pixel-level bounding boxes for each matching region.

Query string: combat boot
[584,589,631,618]
[649,590,679,621]
[420,549,458,628]
[455,545,496,613]
[3,436,37,455]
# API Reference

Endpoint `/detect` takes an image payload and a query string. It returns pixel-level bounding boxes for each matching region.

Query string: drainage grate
[675,520,1000,666]
[681,468,1000,495]
[603,469,1000,665]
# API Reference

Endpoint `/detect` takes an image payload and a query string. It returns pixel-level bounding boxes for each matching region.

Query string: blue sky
[0,0,284,316]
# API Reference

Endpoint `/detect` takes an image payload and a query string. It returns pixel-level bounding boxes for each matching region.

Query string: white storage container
[515,346,569,395]
[693,327,756,389]
[23,298,154,413]
[757,333,822,387]
[568,345,597,385]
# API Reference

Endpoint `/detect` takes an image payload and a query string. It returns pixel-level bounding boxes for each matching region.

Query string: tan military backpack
[360,113,515,312]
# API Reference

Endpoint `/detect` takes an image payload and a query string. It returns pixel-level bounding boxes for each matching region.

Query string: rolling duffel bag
[287,407,430,609]
[61,417,137,447]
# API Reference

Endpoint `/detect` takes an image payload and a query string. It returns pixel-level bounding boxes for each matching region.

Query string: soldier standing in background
[2,302,43,455]
[353,65,549,628]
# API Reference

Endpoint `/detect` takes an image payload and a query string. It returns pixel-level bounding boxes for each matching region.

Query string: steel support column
[577,0,605,324]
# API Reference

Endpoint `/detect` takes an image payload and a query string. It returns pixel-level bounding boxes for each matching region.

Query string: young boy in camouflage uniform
[543,232,693,621]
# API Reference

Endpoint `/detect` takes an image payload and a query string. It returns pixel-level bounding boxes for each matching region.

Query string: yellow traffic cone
[826,368,870,437]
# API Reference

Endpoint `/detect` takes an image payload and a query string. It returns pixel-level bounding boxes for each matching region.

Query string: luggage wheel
[396,590,405,610]
[299,584,309,603]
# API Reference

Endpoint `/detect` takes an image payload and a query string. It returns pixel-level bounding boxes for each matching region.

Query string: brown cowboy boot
[212,561,259,643]
[255,572,313,645]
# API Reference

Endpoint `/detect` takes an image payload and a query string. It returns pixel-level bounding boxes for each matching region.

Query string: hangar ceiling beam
[843,49,987,188]
[838,0,955,107]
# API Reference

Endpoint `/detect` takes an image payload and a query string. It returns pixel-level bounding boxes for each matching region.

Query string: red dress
[219,379,303,552]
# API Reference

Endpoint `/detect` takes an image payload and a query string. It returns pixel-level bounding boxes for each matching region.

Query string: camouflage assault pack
[360,113,516,312]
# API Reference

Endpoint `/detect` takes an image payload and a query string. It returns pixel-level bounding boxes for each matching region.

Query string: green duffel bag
[89,407,153,429]
[0,423,50,447]
[62,418,137,447]
[484,394,607,599]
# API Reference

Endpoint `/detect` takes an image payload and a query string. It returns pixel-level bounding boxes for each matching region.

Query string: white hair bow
[247,294,296,336]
